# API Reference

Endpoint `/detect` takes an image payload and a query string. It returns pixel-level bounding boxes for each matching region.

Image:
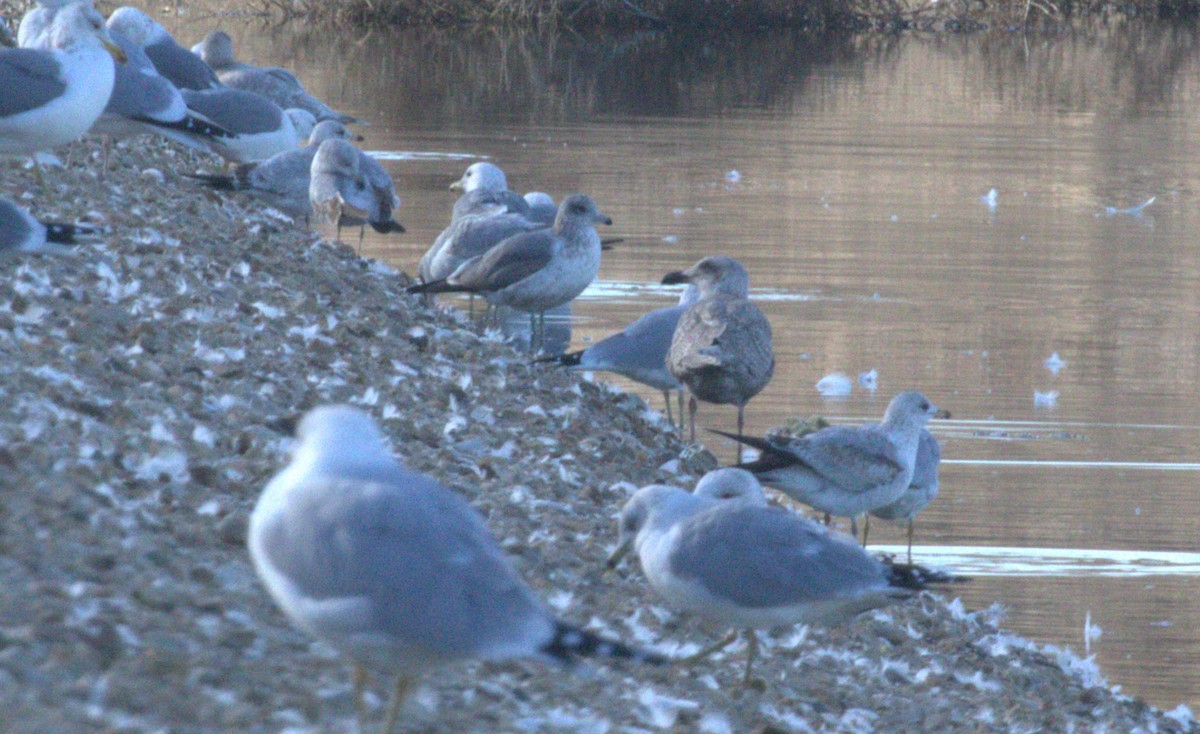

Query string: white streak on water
[874,545,1200,577]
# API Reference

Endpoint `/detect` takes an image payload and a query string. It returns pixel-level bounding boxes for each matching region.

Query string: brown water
[163,10,1200,712]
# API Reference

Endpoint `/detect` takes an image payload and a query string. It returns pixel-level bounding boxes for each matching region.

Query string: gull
[179,88,308,163]
[407,194,611,349]
[248,405,666,734]
[338,151,405,237]
[607,467,959,684]
[523,191,558,225]
[535,284,700,426]
[182,120,362,219]
[448,161,532,221]
[106,6,220,90]
[193,30,362,125]
[16,0,86,48]
[309,138,402,242]
[718,390,941,537]
[662,256,774,450]
[1,3,126,159]
[864,428,941,564]
[1,195,102,253]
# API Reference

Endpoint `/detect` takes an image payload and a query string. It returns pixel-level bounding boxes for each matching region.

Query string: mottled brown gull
[248,405,666,734]
[662,256,774,450]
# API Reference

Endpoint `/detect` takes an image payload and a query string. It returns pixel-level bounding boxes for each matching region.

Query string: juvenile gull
[720,390,941,536]
[408,194,611,348]
[308,138,404,241]
[182,120,361,219]
[662,256,774,449]
[179,88,304,163]
[106,6,220,90]
[0,195,102,253]
[536,284,700,426]
[864,427,941,563]
[1,3,126,158]
[340,151,405,236]
[248,405,666,734]
[193,30,362,125]
[607,468,956,683]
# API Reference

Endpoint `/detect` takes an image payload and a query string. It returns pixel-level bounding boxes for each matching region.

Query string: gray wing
[671,503,888,609]
[221,66,347,122]
[452,188,531,221]
[450,229,558,292]
[0,50,65,118]
[107,62,183,121]
[582,304,685,386]
[181,88,282,134]
[788,426,905,492]
[144,37,220,90]
[256,471,548,658]
[246,147,316,197]
[434,213,544,278]
[909,429,940,491]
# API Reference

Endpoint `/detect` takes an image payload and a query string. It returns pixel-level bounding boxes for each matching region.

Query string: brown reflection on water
[151,9,1200,710]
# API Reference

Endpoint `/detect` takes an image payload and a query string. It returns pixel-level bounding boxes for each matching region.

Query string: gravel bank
[0,138,1195,733]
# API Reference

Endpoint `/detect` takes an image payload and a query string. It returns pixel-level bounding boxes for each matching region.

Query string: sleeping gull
[248,405,666,734]
[182,120,361,219]
[864,427,941,563]
[662,256,774,450]
[340,151,405,236]
[1,195,102,253]
[535,284,700,426]
[179,87,307,163]
[193,30,362,125]
[718,390,941,537]
[1,3,126,158]
[607,467,958,683]
[408,194,611,349]
[106,6,220,90]
[308,138,403,241]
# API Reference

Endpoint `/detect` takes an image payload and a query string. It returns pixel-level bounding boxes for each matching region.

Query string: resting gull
[179,87,307,163]
[248,405,666,734]
[0,195,102,253]
[106,6,220,90]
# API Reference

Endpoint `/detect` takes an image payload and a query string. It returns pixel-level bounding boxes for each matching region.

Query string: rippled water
[161,10,1200,711]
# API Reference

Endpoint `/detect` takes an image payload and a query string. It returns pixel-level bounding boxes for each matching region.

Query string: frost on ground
[0,139,1196,733]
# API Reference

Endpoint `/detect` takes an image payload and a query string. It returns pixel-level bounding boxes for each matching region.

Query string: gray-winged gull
[607,467,959,683]
[418,209,544,285]
[179,87,306,163]
[721,390,941,537]
[16,0,87,48]
[408,194,611,349]
[106,6,220,90]
[0,195,102,253]
[662,256,774,450]
[864,427,942,563]
[308,138,404,241]
[182,120,361,219]
[448,161,532,221]
[248,405,666,734]
[1,3,126,158]
[340,151,405,236]
[193,30,362,125]
[536,284,700,426]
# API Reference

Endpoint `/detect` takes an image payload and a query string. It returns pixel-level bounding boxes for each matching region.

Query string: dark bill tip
[661,271,689,285]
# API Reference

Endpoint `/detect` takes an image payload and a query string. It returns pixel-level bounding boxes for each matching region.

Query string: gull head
[607,484,696,569]
[293,405,391,468]
[106,6,164,48]
[554,193,612,229]
[451,161,508,193]
[660,256,750,299]
[693,468,767,504]
[881,390,940,431]
[195,30,236,68]
[308,120,363,146]
[52,4,127,63]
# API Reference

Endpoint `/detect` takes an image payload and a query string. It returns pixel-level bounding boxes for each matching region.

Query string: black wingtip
[41,222,102,245]
[406,278,458,295]
[179,171,237,190]
[370,220,406,234]
[883,559,971,589]
[532,350,583,367]
[542,621,669,667]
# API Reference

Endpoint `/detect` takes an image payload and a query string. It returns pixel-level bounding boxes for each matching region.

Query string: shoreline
[0,137,1196,732]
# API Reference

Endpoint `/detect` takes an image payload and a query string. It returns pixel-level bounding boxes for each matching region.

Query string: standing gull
[408,194,611,349]
[1,196,102,253]
[193,30,362,125]
[339,151,405,236]
[607,468,958,683]
[1,3,126,158]
[106,6,220,90]
[182,120,362,219]
[663,256,774,450]
[719,390,941,537]
[308,138,404,241]
[248,405,665,734]
[536,284,700,426]
[864,427,942,563]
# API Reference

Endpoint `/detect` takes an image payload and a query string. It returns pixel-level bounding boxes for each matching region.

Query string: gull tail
[882,558,970,589]
[541,620,668,666]
[708,429,803,473]
[406,278,469,295]
[134,113,235,140]
[369,219,406,234]
[42,221,103,246]
[532,350,583,367]
[180,171,240,191]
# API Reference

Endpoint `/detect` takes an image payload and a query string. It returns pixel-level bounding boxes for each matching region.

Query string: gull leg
[688,395,698,443]
[850,514,859,539]
[678,629,739,665]
[663,390,674,427]
[906,520,915,565]
[862,514,871,548]
[357,225,365,255]
[352,664,369,734]
[822,512,831,526]
[741,630,759,687]
[736,404,746,464]
[382,675,416,734]
[677,391,686,435]
[468,293,475,320]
